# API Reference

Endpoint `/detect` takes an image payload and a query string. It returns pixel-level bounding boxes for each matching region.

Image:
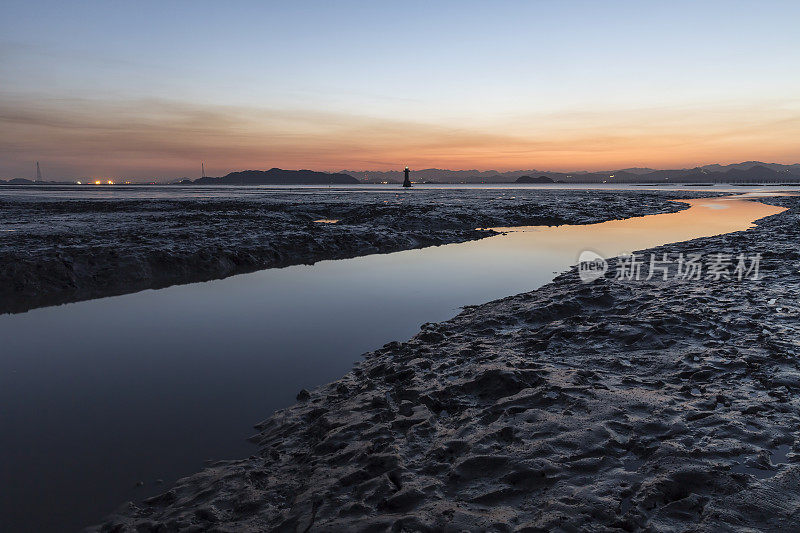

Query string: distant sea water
[1,182,799,201]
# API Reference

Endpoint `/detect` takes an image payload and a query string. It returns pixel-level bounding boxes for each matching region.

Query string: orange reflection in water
[488,195,788,261]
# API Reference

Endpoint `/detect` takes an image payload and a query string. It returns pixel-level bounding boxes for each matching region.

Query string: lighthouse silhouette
[403,166,411,188]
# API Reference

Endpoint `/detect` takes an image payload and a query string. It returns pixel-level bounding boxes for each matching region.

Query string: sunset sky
[2,0,799,180]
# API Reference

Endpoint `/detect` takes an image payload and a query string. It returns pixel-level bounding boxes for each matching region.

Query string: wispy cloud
[1,94,799,179]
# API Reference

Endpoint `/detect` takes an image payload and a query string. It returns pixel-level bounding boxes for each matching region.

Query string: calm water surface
[0,194,786,531]
[1,182,799,201]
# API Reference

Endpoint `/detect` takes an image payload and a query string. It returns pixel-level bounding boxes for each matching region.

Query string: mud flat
[94,195,800,531]
[0,188,713,314]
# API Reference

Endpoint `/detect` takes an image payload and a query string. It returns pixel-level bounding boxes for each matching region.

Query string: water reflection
[490,196,786,259]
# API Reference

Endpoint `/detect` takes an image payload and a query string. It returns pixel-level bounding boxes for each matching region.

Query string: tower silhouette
[35,161,43,182]
[403,166,411,188]
[201,162,206,178]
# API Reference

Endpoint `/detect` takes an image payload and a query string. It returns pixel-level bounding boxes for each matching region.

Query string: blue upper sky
[2,0,799,179]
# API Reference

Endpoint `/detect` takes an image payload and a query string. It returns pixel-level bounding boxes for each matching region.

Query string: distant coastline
[348,162,800,185]
[3,161,800,185]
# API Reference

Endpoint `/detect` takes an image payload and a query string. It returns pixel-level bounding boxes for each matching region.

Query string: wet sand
[93,195,800,531]
[0,187,714,314]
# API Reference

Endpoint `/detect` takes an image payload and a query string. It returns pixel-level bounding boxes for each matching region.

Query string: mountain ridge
[184,168,359,185]
[343,161,800,184]
[3,162,800,185]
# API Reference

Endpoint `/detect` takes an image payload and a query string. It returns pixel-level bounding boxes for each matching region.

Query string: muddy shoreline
[92,195,800,531]
[0,188,715,314]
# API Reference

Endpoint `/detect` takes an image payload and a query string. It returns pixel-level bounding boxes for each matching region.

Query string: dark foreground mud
[0,188,710,314]
[94,195,800,532]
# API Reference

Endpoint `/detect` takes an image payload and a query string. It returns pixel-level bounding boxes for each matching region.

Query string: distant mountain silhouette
[641,164,797,183]
[515,175,555,183]
[190,168,359,185]
[617,167,657,175]
[346,162,800,184]
[701,161,800,173]
[721,165,786,181]
[3,161,799,185]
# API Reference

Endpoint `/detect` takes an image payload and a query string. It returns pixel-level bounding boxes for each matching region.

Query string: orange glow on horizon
[2,97,799,178]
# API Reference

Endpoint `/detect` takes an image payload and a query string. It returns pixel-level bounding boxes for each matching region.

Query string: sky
[1,0,799,180]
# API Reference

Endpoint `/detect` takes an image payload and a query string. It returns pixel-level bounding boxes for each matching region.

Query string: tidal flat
[0,186,715,314]
[81,192,800,531]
